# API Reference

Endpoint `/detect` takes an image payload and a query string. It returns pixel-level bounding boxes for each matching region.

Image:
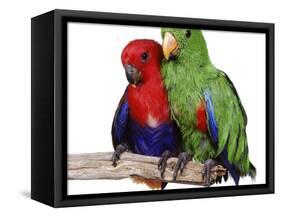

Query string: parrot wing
[111,88,130,150]
[204,71,250,184]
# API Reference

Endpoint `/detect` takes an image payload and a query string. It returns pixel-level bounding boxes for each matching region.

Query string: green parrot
[160,28,256,186]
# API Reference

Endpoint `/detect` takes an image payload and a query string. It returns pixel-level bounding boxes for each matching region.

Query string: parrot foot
[223,171,229,182]
[158,150,174,178]
[215,169,229,184]
[173,152,192,181]
[111,143,129,167]
[216,175,222,184]
[202,159,217,186]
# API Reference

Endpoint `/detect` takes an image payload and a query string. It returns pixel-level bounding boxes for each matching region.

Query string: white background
[67,23,265,194]
[0,0,280,216]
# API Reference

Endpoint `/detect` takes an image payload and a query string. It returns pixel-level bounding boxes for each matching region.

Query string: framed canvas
[31,9,274,207]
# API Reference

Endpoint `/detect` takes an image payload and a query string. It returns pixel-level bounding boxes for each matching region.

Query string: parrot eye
[141,52,149,62]
[185,30,191,38]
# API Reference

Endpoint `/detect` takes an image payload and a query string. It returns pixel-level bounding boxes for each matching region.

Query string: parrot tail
[219,148,240,185]
[228,165,240,186]
[131,176,165,190]
[249,162,256,180]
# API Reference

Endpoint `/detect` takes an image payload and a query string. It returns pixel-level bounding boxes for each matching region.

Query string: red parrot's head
[121,39,163,85]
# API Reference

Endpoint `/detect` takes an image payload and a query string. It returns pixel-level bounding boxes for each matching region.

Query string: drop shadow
[19,191,31,199]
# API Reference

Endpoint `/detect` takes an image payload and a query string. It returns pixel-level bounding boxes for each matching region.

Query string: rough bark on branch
[68,152,226,186]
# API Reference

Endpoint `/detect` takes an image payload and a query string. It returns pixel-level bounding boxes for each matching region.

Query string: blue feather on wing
[204,89,240,185]
[204,90,218,144]
[111,91,129,148]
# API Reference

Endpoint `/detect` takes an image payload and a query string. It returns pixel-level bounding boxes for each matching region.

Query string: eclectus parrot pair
[111,39,181,190]
[112,29,256,188]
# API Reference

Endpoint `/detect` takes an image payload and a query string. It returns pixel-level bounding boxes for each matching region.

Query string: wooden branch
[68,152,226,186]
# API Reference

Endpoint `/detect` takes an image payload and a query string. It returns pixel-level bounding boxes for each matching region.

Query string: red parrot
[111,39,181,190]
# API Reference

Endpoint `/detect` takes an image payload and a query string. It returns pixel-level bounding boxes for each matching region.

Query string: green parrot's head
[161,28,210,67]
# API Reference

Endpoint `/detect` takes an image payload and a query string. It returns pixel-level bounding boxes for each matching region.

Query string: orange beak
[162,32,179,60]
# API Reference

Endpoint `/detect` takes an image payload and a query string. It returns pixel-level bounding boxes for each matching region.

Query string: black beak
[124,64,141,85]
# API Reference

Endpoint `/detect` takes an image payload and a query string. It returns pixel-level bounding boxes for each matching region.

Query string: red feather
[196,100,207,133]
[127,79,170,127]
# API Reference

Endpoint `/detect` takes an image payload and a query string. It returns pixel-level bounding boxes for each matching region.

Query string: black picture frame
[31,9,275,207]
